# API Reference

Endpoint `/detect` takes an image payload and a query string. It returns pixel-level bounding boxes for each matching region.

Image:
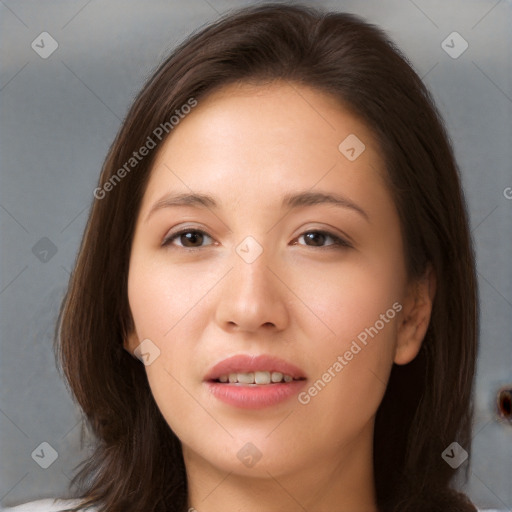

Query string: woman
[5,3,484,511]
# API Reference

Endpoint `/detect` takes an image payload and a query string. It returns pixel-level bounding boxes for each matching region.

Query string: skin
[124,81,436,512]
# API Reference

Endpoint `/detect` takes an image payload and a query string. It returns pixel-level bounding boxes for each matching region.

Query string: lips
[204,354,307,409]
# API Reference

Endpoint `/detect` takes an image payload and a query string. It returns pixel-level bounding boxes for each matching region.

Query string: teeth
[271,371,283,383]
[217,371,297,384]
[237,372,255,384]
[255,371,271,384]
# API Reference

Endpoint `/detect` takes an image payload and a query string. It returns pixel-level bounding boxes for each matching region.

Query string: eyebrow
[145,190,369,222]
[145,192,217,222]
[282,191,369,221]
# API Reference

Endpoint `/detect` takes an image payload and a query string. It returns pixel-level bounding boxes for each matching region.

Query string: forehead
[141,81,388,211]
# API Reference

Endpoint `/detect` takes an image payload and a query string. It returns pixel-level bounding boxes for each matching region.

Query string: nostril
[497,387,512,421]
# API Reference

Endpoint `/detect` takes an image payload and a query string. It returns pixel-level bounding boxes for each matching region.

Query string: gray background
[1,0,511,509]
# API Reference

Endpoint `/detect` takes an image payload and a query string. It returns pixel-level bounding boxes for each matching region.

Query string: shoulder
[1,499,97,512]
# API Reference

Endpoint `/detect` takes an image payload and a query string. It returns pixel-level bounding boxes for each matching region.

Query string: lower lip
[205,380,307,409]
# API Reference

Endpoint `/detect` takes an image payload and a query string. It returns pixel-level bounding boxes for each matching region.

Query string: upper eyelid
[162,222,213,238]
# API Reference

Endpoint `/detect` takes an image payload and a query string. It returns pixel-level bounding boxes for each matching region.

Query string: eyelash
[161,229,352,250]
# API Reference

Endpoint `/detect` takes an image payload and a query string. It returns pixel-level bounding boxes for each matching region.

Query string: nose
[214,252,289,334]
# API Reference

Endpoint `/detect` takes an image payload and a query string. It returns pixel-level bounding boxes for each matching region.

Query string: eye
[162,229,214,248]
[294,230,351,248]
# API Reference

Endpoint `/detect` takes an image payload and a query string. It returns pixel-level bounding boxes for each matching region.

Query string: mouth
[213,370,303,385]
[204,354,307,409]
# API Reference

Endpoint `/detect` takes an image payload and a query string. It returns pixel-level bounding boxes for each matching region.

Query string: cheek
[127,256,219,436]
[287,252,405,346]
[287,250,403,419]
[127,253,223,339]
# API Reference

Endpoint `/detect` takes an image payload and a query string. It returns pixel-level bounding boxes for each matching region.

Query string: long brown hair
[55,4,478,511]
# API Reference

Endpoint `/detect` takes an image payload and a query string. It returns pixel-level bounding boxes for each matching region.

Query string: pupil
[306,232,325,246]
[182,232,203,247]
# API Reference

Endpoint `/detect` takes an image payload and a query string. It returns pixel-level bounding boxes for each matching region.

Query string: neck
[184,419,378,512]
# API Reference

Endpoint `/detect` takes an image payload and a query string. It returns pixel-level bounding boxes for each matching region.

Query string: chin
[181,432,307,478]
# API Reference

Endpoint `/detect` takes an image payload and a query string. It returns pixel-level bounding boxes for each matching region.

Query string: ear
[394,264,436,365]
[123,329,141,358]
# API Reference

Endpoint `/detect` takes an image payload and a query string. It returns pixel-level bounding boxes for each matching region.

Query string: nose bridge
[233,233,273,295]
[235,251,272,300]
[215,240,289,332]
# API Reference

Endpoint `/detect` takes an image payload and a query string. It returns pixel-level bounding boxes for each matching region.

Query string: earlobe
[123,330,140,359]
[394,264,436,365]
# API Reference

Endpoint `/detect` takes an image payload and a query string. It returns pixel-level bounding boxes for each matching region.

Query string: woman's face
[126,82,421,481]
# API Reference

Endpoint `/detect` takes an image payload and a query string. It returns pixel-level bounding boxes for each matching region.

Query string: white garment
[1,499,507,512]
[0,499,96,512]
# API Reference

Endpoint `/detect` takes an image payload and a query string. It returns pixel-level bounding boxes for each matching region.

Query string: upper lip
[204,354,307,381]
